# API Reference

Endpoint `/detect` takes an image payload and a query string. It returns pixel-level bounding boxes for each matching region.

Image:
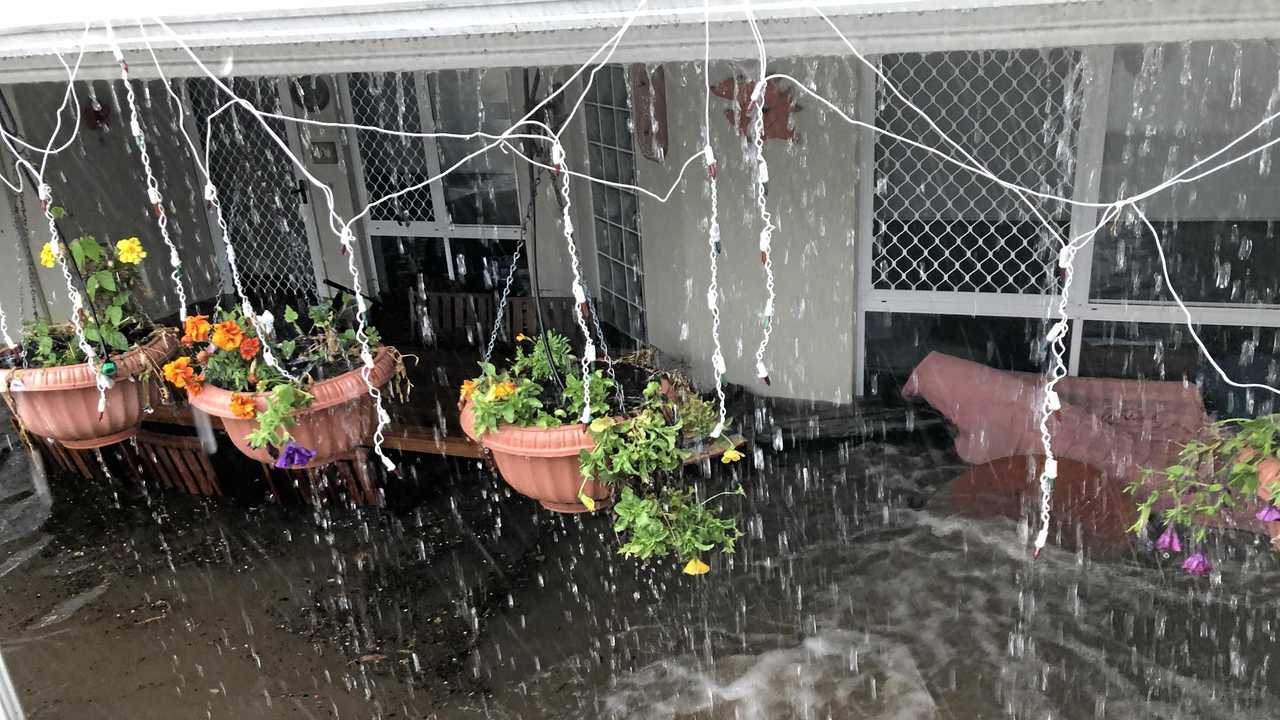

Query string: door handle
[292,179,309,205]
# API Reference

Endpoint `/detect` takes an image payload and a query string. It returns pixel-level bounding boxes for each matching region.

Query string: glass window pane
[611,66,629,107]
[863,312,1056,400]
[620,192,638,231]
[615,112,632,151]
[610,225,625,260]
[1093,44,1280,305]
[430,69,519,225]
[600,108,617,147]
[586,106,601,142]
[624,231,640,266]
[1079,320,1279,417]
[596,253,613,291]
[605,188,622,225]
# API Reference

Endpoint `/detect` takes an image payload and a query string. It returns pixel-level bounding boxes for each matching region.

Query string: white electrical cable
[107,25,189,322]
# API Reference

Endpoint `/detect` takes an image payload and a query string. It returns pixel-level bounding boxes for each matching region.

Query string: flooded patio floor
[1,400,1278,719]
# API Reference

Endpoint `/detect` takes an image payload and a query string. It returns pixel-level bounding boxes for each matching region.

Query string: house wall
[632,58,861,402]
[4,80,224,325]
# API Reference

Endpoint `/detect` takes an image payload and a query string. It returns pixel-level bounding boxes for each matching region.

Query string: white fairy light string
[745,4,778,386]
[107,25,189,322]
[554,140,600,423]
[703,0,728,439]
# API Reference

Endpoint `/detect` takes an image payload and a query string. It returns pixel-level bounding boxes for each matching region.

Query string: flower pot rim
[190,345,397,419]
[459,399,600,457]
[0,329,178,392]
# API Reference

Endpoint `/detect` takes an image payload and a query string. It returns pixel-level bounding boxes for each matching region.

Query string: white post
[1065,45,1115,376]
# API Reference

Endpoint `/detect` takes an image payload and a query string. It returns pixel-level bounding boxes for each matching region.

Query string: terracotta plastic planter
[459,401,612,513]
[0,331,179,448]
[189,347,397,469]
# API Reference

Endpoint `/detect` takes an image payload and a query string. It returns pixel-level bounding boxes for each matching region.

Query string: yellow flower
[115,236,147,265]
[721,448,744,464]
[459,379,477,402]
[182,314,211,344]
[211,320,244,352]
[492,381,517,399]
[39,242,57,269]
[682,558,710,575]
[515,333,528,342]
[229,393,257,419]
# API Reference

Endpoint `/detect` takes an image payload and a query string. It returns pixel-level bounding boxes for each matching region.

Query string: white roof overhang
[2,0,1280,83]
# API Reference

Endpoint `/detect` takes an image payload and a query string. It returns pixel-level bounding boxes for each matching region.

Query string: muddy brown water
[1,415,1278,719]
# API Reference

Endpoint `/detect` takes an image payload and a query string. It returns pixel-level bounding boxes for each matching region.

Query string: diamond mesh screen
[347,72,437,224]
[187,77,318,308]
[873,49,1084,294]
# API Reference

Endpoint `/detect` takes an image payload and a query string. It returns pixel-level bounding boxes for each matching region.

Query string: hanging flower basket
[189,346,398,470]
[0,330,179,448]
[459,399,612,513]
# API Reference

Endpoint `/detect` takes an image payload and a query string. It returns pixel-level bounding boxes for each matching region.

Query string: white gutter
[1,0,1279,82]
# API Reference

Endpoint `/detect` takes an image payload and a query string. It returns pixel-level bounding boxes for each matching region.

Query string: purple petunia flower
[1181,551,1212,577]
[1155,524,1182,554]
[274,440,317,469]
[1256,504,1280,522]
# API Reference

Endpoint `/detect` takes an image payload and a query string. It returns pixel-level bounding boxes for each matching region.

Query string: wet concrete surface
[1,401,1278,719]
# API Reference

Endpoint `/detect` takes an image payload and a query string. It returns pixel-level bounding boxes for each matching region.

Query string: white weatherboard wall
[635,58,861,402]
[5,80,223,323]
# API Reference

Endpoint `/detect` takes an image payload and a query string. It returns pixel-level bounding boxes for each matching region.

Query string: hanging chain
[484,238,523,362]
[114,43,189,321]
[484,170,541,362]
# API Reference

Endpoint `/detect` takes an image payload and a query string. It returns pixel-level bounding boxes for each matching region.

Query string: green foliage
[21,235,144,368]
[245,384,314,449]
[613,485,744,561]
[580,383,684,486]
[169,295,384,453]
[465,333,744,569]
[1129,414,1280,543]
[468,362,554,435]
[512,330,575,382]
[677,394,719,439]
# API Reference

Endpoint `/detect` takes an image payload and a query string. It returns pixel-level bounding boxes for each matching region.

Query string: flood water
[1,401,1277,720]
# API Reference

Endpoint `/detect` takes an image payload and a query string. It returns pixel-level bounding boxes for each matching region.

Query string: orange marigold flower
[492,380,517,399]
[229,393,257,419]
[211,320,244,352]
[183,314,211,344]
[459,379,477,401]
[162,357,200,392]
[239,336,261,361]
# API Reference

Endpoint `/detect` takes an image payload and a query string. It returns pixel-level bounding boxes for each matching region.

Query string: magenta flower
[1181,551,1212,577]
[1256,504,1280,522]
[274,440,318,469]
[1154,524,1182,554]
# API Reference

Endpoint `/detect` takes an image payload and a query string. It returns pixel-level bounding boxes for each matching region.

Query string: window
[345,70,522,298]
[429,69,520,226]
[873,49,1083,295]
[585,65,646,346]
